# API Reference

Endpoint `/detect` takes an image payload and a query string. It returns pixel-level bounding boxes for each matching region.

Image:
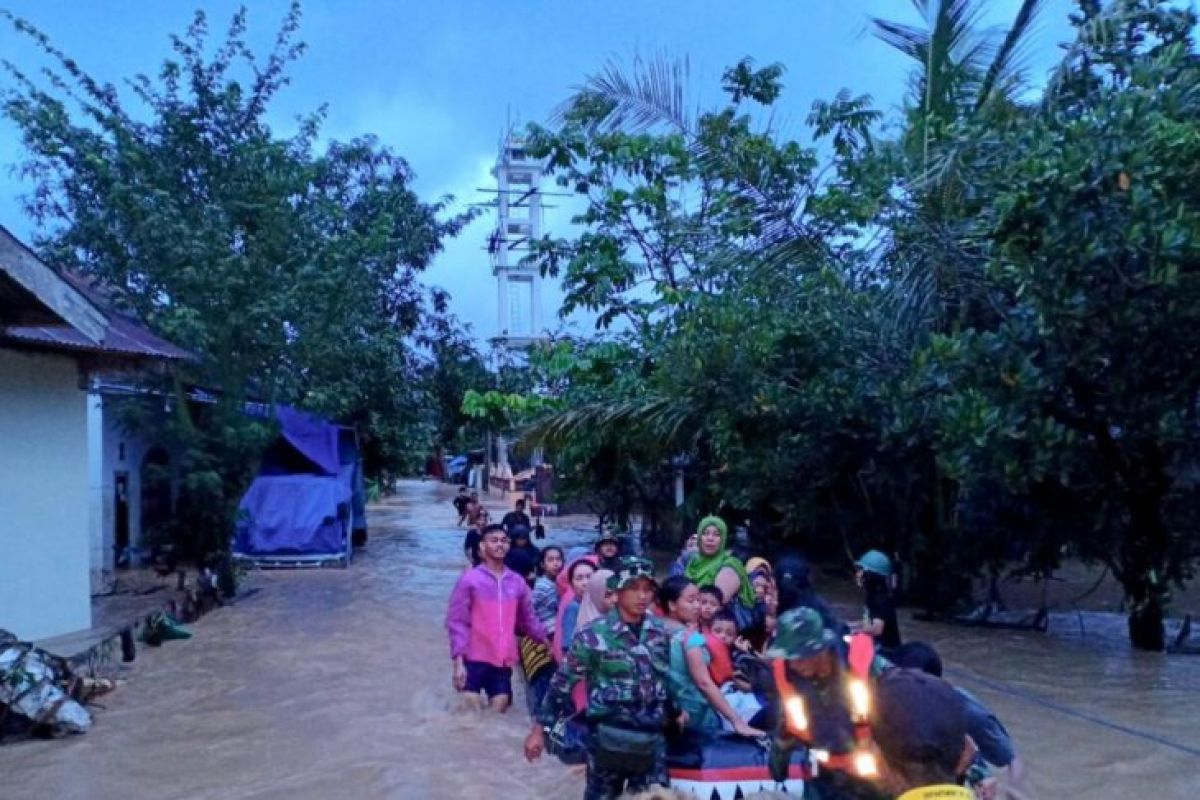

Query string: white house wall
[89,392,166,590]
[87,393,105,591]
[0,347,92,640]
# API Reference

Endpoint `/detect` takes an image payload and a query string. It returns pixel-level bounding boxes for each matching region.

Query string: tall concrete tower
[488,134,546,349]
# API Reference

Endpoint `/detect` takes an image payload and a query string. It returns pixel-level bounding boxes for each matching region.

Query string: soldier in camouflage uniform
[766,607,892,800]
[524,556,683,800]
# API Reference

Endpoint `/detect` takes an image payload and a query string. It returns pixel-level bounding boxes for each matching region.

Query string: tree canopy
[512,0,1200,650]
[1,4,472,559]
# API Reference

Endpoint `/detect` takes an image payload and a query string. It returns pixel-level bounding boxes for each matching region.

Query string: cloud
[420,150,590,346]
[324,90,459,162]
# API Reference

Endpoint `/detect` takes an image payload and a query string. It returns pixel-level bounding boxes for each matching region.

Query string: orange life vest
[772,632,879,778]
[704,632,735,686]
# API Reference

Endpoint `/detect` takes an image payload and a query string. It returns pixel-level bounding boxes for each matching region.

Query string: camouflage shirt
[537,609,678,731]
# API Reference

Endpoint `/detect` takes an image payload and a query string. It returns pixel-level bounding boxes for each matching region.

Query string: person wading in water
[524,557,686,799]
[852,550,902,652]
[502,498,532,536]
[767,607,892,799]
[870,669,979,800]
[593,530,622,571]
[445,524,547,712]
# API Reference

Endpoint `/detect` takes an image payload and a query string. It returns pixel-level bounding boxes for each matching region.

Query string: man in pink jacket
[446,523,549,712]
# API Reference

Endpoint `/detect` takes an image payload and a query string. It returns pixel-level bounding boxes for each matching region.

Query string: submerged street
[2,481,1198,799]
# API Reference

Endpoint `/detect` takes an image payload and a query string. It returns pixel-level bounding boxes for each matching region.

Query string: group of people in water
[445,492,1027,800]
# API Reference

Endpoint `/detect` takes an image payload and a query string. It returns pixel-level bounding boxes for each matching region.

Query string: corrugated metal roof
[2,314,194,360]
[0,224,195,362]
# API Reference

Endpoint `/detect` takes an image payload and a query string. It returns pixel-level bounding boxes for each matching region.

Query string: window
[507,277,533,335]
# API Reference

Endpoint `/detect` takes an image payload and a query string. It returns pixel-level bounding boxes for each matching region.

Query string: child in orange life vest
[709,610,765,731]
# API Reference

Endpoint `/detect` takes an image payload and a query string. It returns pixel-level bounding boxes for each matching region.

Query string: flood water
[2,480,1197,799]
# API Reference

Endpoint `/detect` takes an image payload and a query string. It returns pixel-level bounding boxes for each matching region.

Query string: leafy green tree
[419,292,495,456]
[519,1,1200,652]
[920,0,1200,649]
[519,58,895,549]
[1,5,470,557]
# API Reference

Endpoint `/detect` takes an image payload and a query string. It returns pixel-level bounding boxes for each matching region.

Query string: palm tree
[868,1,1051,619]
[872,0,1048,172]
[871,0,1049,339]
[525,3,1052,501]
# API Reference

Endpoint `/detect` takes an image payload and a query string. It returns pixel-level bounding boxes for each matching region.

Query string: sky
[0,0,1079,342]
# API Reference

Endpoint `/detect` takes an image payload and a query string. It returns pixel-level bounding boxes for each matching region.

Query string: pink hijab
[576,569,614,629]
[563,564,612,715]
[552,555,598,662]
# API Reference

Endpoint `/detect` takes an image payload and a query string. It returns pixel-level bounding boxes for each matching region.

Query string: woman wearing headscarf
[554,565,613,723]
[744,557,773,597]
[743,556,778,651]
[685,516,758,626]
[552,555,598,663]
[574,568,615,630]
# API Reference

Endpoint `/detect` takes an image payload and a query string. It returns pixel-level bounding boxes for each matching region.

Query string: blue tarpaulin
[234,407,357,563]
[275,406,340,475]
[234,475,350,556]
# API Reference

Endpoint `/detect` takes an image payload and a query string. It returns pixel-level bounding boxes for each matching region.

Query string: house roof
[2,314,194,360]
[0,225,194,362]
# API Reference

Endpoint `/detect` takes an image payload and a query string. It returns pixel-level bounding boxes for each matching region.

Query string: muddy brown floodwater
[2,480,1198,799]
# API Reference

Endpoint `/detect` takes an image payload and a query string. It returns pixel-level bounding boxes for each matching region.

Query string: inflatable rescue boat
[667,735,812,798]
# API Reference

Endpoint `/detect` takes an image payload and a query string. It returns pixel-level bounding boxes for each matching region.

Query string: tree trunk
[1124,483,1169,652]
[1128,595,1165,652]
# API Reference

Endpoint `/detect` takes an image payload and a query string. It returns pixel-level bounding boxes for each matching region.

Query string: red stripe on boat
[669,766,814,781]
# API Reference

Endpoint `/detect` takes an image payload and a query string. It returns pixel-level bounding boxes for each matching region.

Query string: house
[87,379,180,592]
[0,225,191,640]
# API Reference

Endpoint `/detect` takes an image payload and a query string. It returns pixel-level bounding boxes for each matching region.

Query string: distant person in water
[505,526,541,573]
[594,530,622,571]
[502,498,532,536]
[465,492,484,528]
[462,529,482,568]
[446,524,548,712]
[453,487,471,526]
[852,550,902,650]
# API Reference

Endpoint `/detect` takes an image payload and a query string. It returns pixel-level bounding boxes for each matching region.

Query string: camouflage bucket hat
[608,556,656,591]
[765,607,838,659]
[595,526,621,546]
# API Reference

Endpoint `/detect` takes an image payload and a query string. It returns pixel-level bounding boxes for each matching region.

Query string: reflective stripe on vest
[773,632,879,777]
